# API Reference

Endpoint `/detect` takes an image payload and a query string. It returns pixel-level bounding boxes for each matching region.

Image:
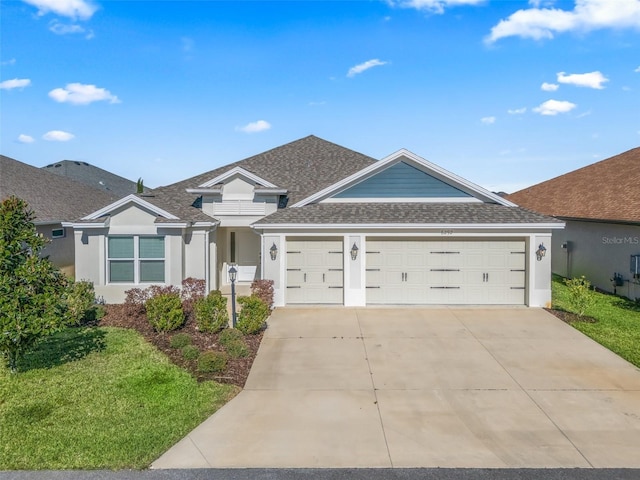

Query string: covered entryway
[286,238,343,304]
[366,239,526,305]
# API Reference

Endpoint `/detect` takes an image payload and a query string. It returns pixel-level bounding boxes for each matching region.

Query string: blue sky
[1,0,639,192]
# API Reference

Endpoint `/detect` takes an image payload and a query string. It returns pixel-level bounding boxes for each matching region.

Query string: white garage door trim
[366,238,526,305]
[286,237,344,304]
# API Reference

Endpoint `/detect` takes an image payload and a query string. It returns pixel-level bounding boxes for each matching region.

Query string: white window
[52,228,65,239]
[107,236,165,283]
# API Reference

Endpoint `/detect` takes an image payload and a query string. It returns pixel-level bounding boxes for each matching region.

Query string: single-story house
[508,146,640,299]
[64,136,563,307]
[0,155,117,276]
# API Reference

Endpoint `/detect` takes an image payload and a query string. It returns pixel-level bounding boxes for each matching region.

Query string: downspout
[205,229,210,293]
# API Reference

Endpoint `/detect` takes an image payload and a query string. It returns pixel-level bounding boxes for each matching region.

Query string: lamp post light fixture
[536,243,547,261]
[350,242,359,261]
[269,242,278,261]
[229,265,237,328]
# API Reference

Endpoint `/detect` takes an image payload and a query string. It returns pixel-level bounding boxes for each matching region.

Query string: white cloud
[541,82,559,91]
[235,120,271,133]
[49,83,120,105]
[22,0,98,20]
[533,99,577,115]
[42,130,75,141]
[481,116,496,125]
[0,78,31,90]
[557,71,608,89]
[390,0,486,14]
[17,134,35,143]
[48,20,92,37]
[347,59,388,78]
[486,0,640,44]
[308,101,327,106]
[634,66,640,72]
[507,107,527,114]
[1,58,16,66]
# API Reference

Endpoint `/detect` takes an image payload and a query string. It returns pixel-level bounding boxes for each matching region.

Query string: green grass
[552,275,640,368]
[0,327,238,470]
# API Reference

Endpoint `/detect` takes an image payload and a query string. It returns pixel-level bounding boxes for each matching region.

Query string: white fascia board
[185,188,222,195]
[154,222,190,228]
[292,149,516,208]
[320,197,483,204]
[253,222,565,230]
[81,194,179,220]
[254,188,288,195]
[199,166,277,188]
[192,221,220,228]
[62,221,109,229]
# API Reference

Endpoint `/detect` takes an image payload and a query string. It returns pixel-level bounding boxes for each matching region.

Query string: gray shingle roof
[1,155,118,224]
[253,203,562,226]
[147,135,377,222]
[42,160,149,197]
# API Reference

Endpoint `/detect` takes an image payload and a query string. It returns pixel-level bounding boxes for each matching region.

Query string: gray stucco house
[64,136,562,306]
[508,146,640,299]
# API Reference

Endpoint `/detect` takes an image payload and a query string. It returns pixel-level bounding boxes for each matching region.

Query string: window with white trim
[108,236,165,283]
[52,228,65,239]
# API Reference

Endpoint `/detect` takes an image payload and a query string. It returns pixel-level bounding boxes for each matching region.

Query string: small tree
[136,178,144,194]
[0,197,72,373]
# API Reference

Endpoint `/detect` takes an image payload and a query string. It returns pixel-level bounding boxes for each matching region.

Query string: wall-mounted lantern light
[536,243,547,261]
[269,243,278,261]
[350,242,359,261]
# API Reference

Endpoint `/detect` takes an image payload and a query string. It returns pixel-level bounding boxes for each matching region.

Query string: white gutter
[252,222,565,230]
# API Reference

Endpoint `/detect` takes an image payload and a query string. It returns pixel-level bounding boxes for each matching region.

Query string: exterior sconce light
[536,243,547,261]
[269,242,278,261]
[350,242,359,261]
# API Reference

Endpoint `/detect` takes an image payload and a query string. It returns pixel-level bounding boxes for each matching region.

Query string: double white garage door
[286,238,526,305]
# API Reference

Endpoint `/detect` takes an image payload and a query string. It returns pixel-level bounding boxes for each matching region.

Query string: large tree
[0,196,71,373]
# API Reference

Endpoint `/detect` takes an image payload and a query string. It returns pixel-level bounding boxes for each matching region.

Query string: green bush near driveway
[552,275,640,368]
[145,293,185,332]
[194,290,229,333]
[236,295,269,334]
[0,327,237,470]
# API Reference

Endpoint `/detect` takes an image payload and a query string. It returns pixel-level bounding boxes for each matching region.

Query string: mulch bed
[544,308,597,324]
[99,304,263,387]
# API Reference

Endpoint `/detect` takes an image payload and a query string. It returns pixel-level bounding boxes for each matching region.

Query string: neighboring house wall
[38,224,75,277]
[551,219,640,299]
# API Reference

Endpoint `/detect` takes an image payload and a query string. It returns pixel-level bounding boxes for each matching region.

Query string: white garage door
[286,238,343,304]
[366,239,526,305]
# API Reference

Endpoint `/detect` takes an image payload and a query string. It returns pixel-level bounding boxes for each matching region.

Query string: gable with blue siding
[333,162,471,198]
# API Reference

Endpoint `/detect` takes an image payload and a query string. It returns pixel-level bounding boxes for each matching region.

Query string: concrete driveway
[152,308,640,469]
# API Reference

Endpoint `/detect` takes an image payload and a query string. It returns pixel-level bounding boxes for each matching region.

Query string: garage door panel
[286,238,343,304]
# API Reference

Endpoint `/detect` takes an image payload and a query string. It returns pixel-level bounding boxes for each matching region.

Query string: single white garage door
[286,238,343,304]
[366,239,526,305]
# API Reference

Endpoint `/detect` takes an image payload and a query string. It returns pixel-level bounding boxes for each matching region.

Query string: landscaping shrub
[170,333,192,349]
[181,277,206,320]
[236,295,269,334]
[145,293,184,332]
[219,328,243,346]
[65,280,98,324]
[197,351,227,373]
[250,279,275,309]
[564,275,596,318]
[182,344,200,360]
[123,288,149,317]
[225,340,249,358]
[194,291,229,333]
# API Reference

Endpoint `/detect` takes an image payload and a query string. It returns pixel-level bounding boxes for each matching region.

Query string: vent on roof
[54,164,61,168]
[74,161,82,165]
[82,162,89,166]
[140,193,155,198]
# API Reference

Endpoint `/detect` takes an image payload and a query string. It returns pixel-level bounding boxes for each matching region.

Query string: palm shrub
[194,290,229,333]
[145,292,184,332]
[236,295,269,334]
[564,275,596,318]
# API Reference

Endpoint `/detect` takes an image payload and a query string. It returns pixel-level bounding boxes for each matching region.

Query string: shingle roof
[0,155,118,224]
[253,203,562,226]
[151,135,377,217]
[507,147,640,223]
[42,160,149,197]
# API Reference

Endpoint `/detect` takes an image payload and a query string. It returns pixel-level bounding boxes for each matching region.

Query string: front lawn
[0,327,238,470]
[552,275,640,368]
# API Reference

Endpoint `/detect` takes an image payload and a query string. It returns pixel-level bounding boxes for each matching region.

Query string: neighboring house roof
[0,155,118,224]
[507,147,640,224]
[42,159,148,197]
[253,203,563,227]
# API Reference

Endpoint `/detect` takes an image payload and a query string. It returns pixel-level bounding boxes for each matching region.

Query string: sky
[1,0,639,193]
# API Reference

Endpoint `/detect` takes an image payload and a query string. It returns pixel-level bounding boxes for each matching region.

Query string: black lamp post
[229,265,237,328]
